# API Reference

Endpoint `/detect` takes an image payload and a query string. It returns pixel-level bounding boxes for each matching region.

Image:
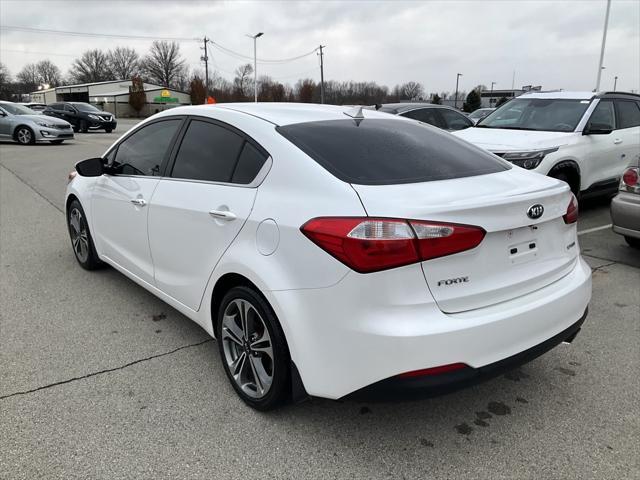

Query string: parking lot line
[577,224,612,236]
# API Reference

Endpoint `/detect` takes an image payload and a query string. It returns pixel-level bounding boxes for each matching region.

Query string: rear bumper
[266,256,592,400]
[345,308,587,401]
[611,192,640,239]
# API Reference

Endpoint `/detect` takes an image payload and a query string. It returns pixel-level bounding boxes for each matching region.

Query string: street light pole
[613,76,618,91]
[490,81,496,107]
[455,73,462,109]
[246,32,264,102]
[595,0,611,92]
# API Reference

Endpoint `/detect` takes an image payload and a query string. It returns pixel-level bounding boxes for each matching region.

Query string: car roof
[371,103,456,115]
[518,91,595,100]
[155,103,398,127]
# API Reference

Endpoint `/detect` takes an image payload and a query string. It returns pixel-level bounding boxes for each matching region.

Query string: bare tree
[128,76,146,116]
[141,41,186,88]
[190,75,206,104]
[69,49,112,83]
[295,78,316,103]
[108,47,139,80]
[17,63,41,89]
[0,63,12,100]
[233,64,253,99]
[398,81,424,101]
[35,60,62,87]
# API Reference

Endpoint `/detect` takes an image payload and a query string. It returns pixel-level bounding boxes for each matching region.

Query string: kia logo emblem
[527,204,544,219]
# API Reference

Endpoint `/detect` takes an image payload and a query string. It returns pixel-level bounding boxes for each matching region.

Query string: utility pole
[201,37,210,102]
[454,73,462,109]
[490,81,496,107]
[613,76,618,91]
[595,0,612,92]
[246,32,264,102]
[318,45,325,104]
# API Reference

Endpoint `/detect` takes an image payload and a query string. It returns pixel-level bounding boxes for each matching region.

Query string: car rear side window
[615,100,640,129]
[439,109,473,130]
[401,108,443,128]
[171,120,245,183]
[278,119,509,185]
[112,119,182,176]
[231,141,268,184]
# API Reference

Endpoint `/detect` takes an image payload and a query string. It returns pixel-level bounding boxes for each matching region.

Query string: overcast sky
[1,0,638,93]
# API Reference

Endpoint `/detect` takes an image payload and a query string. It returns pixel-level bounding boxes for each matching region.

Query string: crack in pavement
[0,162,64,213]
[0,339,213,401]
[589,260,618,273]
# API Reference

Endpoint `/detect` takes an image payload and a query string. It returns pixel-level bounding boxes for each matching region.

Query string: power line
[0,24,198,42]
[0,48,77,57]
[208,38,318,64]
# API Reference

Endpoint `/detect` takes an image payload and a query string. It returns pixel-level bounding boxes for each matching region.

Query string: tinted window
[401,108,443,128]
[232,142,268,184]
[64,104,76,112]
[439,109,473,130]
[589,100,616,130]
[111,119,181,176]
[278,119,509,185]
[616,100,640,129]
[171,120,244,182]
[49,103,63,110]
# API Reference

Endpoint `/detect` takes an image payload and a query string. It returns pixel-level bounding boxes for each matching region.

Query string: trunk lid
[351,169,579,313]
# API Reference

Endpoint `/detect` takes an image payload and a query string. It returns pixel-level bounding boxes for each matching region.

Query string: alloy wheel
[69,208,89,263]
[221,298,274,399]
[17,128,32,144]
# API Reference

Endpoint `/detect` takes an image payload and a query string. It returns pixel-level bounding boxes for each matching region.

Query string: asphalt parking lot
[1,122,639,480]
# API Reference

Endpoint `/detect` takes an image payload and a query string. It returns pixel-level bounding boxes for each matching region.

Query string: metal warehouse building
[30,80,191,117]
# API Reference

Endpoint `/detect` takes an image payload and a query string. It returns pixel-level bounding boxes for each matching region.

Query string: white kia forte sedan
[66,103,592,410]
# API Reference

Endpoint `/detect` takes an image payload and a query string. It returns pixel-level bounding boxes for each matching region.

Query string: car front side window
[588,100,616,131]
[110,119,182,176]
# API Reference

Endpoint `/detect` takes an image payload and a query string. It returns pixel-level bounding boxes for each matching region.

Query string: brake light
[622,167,639,189]
[300,217,485,273]
[398,362,468,379]
[563,194,578,224]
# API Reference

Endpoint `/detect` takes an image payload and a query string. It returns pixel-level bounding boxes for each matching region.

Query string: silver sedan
[0,101,74,145]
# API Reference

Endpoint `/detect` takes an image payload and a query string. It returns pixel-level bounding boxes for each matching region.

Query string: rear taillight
[563,194,579,224]
[300,217,485,273]
[67,171,77,184]
[621,167,639,192]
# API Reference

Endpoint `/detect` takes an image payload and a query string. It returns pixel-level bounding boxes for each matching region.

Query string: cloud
[0,0,638,92]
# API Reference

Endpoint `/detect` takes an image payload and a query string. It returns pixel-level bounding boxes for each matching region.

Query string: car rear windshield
[277,119,509,185]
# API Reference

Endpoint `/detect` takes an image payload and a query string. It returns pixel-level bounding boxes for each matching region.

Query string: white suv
[454,91,640,197]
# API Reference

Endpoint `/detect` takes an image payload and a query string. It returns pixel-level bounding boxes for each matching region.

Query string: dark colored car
[43,102,117,133]
[368,103,474,131]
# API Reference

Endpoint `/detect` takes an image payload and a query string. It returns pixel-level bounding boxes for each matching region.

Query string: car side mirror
[583,122,613,135]
[75,157,106,177]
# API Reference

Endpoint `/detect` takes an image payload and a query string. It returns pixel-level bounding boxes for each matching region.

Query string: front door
[581,99,621,189]
[91,118,183,284]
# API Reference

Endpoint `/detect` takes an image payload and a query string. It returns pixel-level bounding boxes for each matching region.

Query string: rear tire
[67,199,103,270]
[625,236,640,249]
[216,286,290,411]
[15,126,35,145]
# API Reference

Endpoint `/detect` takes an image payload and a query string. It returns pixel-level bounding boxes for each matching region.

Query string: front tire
[67,199,103,270]
[50,140,64,145]
[105,128,113,133]
[216,286,291,411]
[80,120,89,133]
[15,126,35,145]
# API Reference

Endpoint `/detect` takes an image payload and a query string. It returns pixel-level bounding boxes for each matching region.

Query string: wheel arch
[548,160,581,194]
[12,124,34,140]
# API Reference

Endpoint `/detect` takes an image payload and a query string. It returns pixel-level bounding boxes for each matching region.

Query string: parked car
[19,102,47,112]
[454,91,640,197]
[0,101,74,145]
[66,103,591,410]
[611,162,640,248]
[43,102,117,133]
[467,107,495,124]
[369,103,474,131]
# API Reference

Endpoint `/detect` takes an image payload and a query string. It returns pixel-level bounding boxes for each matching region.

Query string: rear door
[614,99,640,168]
[91,118,183,284]
[148,117,268,311]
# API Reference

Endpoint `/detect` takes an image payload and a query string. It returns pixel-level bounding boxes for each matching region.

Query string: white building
[30,80,191,117]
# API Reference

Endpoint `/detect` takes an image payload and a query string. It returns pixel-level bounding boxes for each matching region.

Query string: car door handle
[130,198,147,207]
[613,138,622,144]
[209,210,237,221]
